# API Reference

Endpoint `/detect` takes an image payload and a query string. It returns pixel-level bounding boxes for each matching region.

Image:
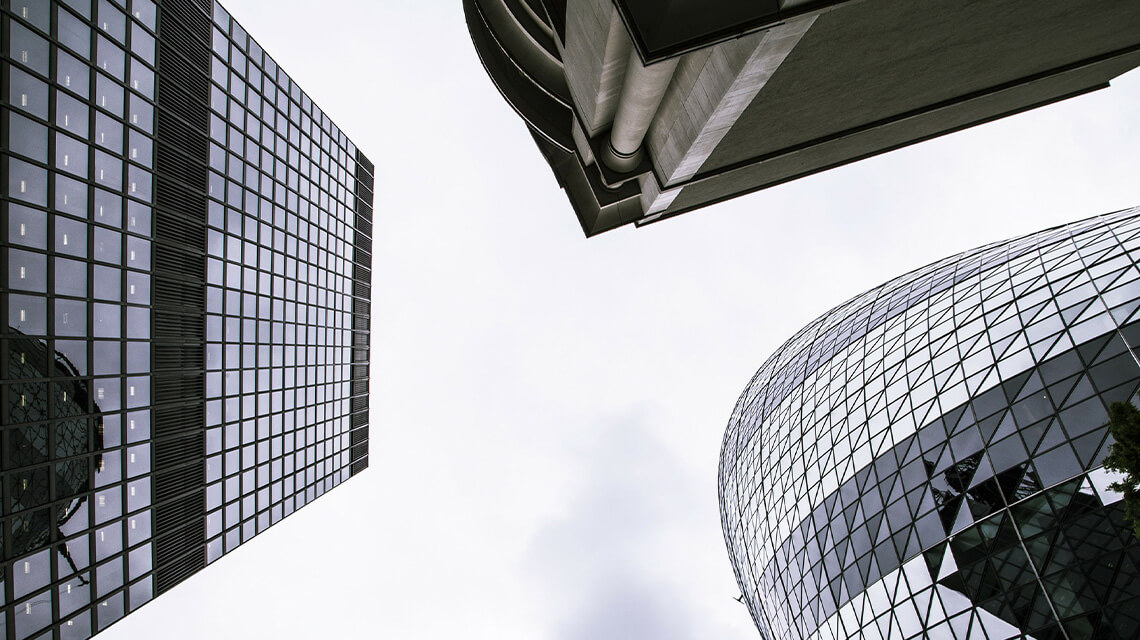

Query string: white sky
[101,2,1140,638]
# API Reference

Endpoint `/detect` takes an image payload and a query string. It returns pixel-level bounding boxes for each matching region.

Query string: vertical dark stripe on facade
[349,152,374,476]
[152,0,211,594]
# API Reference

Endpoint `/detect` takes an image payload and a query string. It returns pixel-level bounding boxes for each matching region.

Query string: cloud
[522,414,714,640]
[554,577,696,640]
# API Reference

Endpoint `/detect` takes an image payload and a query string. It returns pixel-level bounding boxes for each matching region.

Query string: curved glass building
[720,208,1140,640]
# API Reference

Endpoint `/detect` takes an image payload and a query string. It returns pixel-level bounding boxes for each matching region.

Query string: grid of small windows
[720,208,1140,640]
[201,3,361,565]
[2,0,158,638]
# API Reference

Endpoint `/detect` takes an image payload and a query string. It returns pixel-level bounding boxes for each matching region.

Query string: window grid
[3,0,159,637]
[201,2,358,566]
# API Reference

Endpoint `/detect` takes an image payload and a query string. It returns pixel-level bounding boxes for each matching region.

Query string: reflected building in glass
[720,209,1140,640]
[2,0,372,638]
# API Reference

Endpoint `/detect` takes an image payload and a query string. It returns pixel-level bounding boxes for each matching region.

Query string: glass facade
[720,208,1140,640]
[1,0,372,638]
[4,1,158,636]
[201,2,366,566]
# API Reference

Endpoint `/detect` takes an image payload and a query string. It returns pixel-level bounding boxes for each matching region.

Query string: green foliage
[1103,401,1140,540]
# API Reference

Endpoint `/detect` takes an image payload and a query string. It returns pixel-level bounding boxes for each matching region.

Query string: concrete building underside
[466,0,1140,236]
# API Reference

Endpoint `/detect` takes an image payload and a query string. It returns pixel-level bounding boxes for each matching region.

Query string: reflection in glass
[56,49,90,98]
[4,329,104,578]
[55,175,89,218]
[57,6,91,56]
[8,204,47,249]
[9,111,48,162]
[10,67,49,118]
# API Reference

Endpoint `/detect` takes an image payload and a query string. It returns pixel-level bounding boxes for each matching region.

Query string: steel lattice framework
[720,208,1140,640]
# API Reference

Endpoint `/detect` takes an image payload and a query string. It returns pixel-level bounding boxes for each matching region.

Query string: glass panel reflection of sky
[201,2,358,566]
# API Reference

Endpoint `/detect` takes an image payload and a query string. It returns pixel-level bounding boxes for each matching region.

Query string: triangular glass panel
[911,586,934,623]
[934,495,962,533]
[1030,331,1065,361]
[1017,417,1051,453]
[998,335,1035,365]
[932,366,958,393]
[1043,332,1075,361]
[1047,477,1083,515]
[1013,371,1045,402]
[1020,299,1051,326]
[855,464,874,492]
[934,545,957,584]
[1063,612,1100,639]
[898,437,922,467]
[974,412,1004,445]
[1100,381,1140,410]
[944,452,983,494]
[1111,298,1140,325]
[1010,492,1054,541]
[1111,555,1140,596]
[1059,297,1096,326]
[1046,373,1084,408]
[1077,476,1100,505]
[924,541,947,578]
[994,464,1026,504]
[1038,349,1083,385]
[938,405,965,437]
[960,331,988,358]
[1094,264,1130,290]
[1071,430,1108,470]
[990,410,1018,444]
[842,501,859,529]
[1001,369,1033,403]
[948,610,973,638]
[953,403,978,435]
[903,528,923,563]
[968,455,997,489]
[1076,332,1115,366]
[966,492,1001,523]
[950,501,975,535]
[1090,333,1129,364]
[1034,419,1068,455]
[1076,298,1112,328]
[973,512,1003,548]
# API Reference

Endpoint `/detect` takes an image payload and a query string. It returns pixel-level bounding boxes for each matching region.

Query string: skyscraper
[466,0,1140,236]
[719,208,1140,639]
[2,1,372,637]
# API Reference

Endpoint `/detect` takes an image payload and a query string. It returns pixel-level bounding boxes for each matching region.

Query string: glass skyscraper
[720,209,1140,640]
[2,0,372,638]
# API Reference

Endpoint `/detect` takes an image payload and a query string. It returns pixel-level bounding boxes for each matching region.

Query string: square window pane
[9,111,48,162]
[55,175,88,218]
[55,132,90,179]
[57,6,91,56]
[9,249,46,292]
[10,67,49,118]
[10,21,51,76]
[55,217,88,258]
[55,257,88,298]
[12,1,51,33]
[56,91,91,137]
[95,73,124,116]
[8,204,47,249]
[93,265,121,301]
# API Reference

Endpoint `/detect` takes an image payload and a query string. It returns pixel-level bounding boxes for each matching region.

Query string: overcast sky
[101,2,1140,638]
